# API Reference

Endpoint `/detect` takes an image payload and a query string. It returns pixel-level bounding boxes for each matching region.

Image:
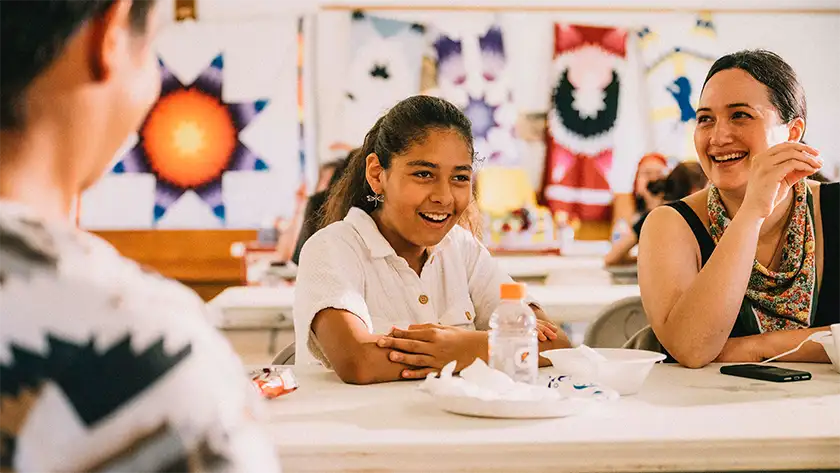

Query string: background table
[496,255,603,280]
[209,283,640,327]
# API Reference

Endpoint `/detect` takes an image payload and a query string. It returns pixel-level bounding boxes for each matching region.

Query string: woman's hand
[714,329,831,365]
[377,324,488,379]
[713,336,763,364]
[741,142,821,219]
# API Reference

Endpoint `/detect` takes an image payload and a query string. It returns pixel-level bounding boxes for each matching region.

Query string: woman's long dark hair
[320,95,482,235]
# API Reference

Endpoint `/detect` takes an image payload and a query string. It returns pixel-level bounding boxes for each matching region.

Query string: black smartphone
[720,364,812,382]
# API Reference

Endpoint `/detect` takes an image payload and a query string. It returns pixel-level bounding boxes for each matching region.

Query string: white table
[235,241,612,284]
[208,286,296,361]
[208,283,639,328]
[208,285,295,328]
[528,284,639,322]
[496,255,604,279]
[261,363,840,472]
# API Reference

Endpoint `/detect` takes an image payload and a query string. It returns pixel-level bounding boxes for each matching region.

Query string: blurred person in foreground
[0,1,278,471]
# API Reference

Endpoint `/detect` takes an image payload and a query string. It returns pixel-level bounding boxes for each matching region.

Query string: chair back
[271,342,296,365]
[583,296,649,348]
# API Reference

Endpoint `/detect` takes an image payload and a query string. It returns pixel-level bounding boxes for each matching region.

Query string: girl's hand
[536,319,559,342]
[377,324,487,379]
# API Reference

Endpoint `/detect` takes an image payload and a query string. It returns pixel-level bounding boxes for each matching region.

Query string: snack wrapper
[249,366,298,399]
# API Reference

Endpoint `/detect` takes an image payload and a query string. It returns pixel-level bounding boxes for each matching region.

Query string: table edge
[276,436,840,472]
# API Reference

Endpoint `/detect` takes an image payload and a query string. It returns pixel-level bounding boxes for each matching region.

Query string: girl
[638,50,838,368]
[293,96,570,384]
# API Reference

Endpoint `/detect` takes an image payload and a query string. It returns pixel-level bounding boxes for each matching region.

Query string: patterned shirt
[0,201,279,472]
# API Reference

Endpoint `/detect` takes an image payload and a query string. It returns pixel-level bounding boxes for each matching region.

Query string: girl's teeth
[421,213,448,222]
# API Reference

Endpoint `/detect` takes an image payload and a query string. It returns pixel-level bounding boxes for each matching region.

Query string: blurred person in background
[605,162,708,266]
[290,152,353,265]
[633,152,670,216]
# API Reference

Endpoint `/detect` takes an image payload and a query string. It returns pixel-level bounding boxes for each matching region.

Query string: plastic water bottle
[489,282,538,384]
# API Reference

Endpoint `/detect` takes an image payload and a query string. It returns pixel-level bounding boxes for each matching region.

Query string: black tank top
[667,181,839,336]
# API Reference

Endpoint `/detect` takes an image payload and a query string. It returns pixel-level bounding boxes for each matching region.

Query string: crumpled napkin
[550,344,610,380]
[419,359,618,402]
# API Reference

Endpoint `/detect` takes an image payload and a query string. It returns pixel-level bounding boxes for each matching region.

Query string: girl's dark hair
[647,161,708,202]
[703,49,807,136]
[320,95,482,235]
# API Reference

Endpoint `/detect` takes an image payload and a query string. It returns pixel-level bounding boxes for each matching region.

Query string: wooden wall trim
[94,229,256,300]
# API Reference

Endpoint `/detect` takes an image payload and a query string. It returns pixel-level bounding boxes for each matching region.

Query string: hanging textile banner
[430,21,519,165]
[332,11,425,154]
[639,13,718,162]
[542,24,628,223]
[79,19,302,229]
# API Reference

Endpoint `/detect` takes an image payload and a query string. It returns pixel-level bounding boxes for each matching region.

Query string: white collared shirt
[293,207,528,367]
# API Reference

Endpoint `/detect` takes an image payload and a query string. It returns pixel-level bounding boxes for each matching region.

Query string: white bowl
[815,324,840,374]
[540,347,666,395]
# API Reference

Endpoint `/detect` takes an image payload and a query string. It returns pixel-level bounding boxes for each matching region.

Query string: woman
[293,96,570,384]
[638,49,838,368]
[605,161,708,266]
[634,152,670,215]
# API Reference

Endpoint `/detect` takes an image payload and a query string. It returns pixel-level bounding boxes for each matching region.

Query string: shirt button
[418,294,429,305]
[465,311,472,321]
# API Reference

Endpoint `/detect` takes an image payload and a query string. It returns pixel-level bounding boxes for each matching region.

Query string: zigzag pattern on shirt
[1,333,192,424]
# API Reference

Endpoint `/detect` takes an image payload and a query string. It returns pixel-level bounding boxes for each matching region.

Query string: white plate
[420,359,618,419]
[433,394,595,419]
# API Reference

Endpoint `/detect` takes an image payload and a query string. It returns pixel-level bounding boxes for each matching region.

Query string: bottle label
[514,346,532,369]
[489,334,538,384]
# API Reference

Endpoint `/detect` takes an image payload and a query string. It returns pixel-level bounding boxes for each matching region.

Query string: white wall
[187,0,840,12]
[316,8,840,188]
[156,0,840,186]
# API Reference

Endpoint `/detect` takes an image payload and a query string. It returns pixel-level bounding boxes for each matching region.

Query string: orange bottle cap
[500,282,526,300]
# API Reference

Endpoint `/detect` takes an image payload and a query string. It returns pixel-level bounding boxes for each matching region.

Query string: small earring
[366,193,385,207]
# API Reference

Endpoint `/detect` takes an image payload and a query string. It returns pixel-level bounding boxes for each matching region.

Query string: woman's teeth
[419,212,449,222]
[711,152,748,162]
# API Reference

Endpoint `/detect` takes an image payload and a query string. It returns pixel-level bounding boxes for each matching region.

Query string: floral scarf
[707,180,817,333]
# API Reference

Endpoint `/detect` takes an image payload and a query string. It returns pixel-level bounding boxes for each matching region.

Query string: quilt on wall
[80,19,303,229]
[430,22,519,165]
[638,13,718,162]
[542,24,628,222]
[332,11,425,154]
